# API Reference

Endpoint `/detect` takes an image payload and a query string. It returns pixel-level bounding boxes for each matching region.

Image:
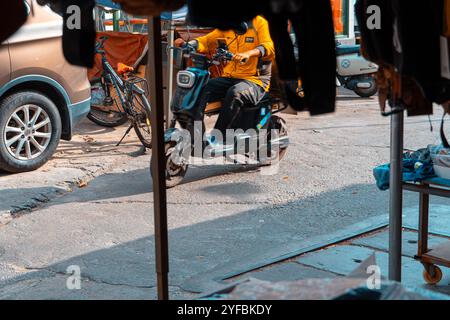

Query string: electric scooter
[335,42,378,97]
[151,42,289,188]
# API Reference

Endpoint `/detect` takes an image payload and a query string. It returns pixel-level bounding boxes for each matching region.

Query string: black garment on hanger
[355,0,394,66]
[392,0,450,105]
[356,0,450,108]
[61,0,96,68]
[187,0,336,115]
[1,0,27,43]
[265,0,336,115]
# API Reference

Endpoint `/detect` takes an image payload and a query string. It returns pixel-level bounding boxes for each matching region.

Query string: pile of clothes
[374,143,450,190]
[373,148,437,191]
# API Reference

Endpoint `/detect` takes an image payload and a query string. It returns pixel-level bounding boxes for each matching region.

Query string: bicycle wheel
[131,92,152,148]
[88,81,128,127]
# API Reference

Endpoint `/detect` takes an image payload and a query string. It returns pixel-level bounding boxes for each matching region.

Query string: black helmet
[234,22,249,35]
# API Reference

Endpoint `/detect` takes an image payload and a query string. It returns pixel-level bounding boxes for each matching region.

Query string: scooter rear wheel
[353,75,378,98]
[150,141,188,189]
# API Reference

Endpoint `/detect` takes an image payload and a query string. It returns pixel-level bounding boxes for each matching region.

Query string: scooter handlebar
[214,48,248,64]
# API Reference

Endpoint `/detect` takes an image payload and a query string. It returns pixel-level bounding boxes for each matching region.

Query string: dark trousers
[198,77,266,134]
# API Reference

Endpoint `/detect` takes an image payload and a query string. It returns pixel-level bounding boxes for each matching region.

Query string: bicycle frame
[99,54,146,110]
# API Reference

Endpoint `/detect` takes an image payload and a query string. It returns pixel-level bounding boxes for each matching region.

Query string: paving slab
[403,204,450,237]
[225,262,338,283]
[352,230,449,258]
[296,245,450,288]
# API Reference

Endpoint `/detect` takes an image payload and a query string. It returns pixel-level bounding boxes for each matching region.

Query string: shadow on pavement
[0,182,385,298]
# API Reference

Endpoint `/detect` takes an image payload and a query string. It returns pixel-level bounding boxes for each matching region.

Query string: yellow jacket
[195,16,275,91]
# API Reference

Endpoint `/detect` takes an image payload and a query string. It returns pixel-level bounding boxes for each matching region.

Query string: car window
[24,1,31,15]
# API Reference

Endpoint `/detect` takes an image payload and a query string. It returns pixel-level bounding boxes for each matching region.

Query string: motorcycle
[335,42,378,97]
[151,42,289,188]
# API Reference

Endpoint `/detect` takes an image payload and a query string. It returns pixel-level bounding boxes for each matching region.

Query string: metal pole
[147,16,169,300]
[113,10,120,31]
[388,110,404,281]
[166,21,175,129]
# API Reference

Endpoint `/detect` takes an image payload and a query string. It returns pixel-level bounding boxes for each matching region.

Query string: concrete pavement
[0,121,146,225]
[0,92,449,299]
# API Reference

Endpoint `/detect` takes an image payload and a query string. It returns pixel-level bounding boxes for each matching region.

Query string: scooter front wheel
[150,142,188,188]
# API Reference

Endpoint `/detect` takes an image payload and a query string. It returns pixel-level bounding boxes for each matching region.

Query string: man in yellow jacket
[175,15,275,138]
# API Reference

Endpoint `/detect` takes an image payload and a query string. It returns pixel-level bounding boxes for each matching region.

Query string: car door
[0,42,11,88]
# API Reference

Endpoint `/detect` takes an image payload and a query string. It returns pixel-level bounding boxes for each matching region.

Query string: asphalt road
[0,91,448,299]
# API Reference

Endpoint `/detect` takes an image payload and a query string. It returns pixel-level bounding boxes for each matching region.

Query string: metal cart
[403,177,450,285]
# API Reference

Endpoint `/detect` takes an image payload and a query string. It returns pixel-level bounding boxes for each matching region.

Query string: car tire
[0,91,62,173]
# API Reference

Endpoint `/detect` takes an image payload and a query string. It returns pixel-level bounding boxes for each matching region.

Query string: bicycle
[88,36,152,148]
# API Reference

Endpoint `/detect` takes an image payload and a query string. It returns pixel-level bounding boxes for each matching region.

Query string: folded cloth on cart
[429,144,450,179]
[373,148,436,191]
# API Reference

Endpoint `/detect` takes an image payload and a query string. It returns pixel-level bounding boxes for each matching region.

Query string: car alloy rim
[4,104,52,161]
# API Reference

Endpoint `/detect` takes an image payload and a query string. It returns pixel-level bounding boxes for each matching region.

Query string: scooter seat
[205,101,222,113]
[336,45,360,56]
[205,93,271,114]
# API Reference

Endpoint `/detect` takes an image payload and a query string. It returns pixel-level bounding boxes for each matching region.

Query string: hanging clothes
[392,0,450,105]
[270,0,336,115]
[187,0,337,115]
[356,0,450,116]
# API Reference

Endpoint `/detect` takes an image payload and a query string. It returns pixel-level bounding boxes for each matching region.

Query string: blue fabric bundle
[373,148,436,191]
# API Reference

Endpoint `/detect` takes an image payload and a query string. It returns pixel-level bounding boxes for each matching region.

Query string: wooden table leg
[418,189,429,257]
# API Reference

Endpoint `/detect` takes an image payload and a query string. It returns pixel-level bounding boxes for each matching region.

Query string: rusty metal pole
[147,16,169,300]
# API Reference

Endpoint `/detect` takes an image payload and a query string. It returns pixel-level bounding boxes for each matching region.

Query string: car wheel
[0,91,62,173]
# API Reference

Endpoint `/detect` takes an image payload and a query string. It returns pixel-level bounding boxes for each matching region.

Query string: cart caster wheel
[423,265,443,285]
